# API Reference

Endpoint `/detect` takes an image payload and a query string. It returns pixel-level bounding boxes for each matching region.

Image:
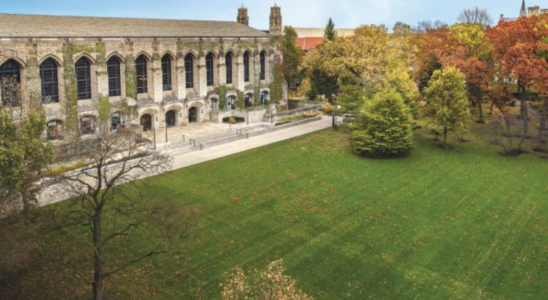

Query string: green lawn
[20,125,548,300]
[120,126,548,300]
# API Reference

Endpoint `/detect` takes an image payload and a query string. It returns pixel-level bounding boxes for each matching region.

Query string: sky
[0,0,531,29]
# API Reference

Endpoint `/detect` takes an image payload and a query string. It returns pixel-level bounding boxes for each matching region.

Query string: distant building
[293,27,355,52]
[500,0,548,21]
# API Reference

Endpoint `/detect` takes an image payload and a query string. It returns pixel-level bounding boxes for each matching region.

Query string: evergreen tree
[282,26,304,90]
[324,18,337,41]
[352,89,414,158]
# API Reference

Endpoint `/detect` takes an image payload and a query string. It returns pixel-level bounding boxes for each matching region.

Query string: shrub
[321,103,334,115]
[302,112,321,118]
[351,88,413,158]
[223,117,245,124]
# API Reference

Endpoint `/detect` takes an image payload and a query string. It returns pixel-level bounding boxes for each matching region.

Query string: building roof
[296,37,324,51]
[0,13,269,38]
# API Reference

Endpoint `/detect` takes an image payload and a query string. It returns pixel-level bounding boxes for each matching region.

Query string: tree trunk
[521,84,529,138]
[443,127,448,148]
[477,94,484,123]
[92,213,104,300]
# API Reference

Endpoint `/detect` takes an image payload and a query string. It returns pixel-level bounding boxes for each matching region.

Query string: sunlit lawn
[117,124,548,300]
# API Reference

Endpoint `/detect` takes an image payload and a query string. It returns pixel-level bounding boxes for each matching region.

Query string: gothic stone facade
[0,6,283,139]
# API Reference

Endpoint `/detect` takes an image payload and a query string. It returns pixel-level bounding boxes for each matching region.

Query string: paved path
[39,117,332,206]
[171,117,332,169]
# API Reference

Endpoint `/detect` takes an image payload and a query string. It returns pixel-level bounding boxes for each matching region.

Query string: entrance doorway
[165,110,176,127]
[188,107,198,123]
[141,114,152,131]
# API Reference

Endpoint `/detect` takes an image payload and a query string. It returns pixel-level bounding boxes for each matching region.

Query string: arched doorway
[141,114,153,131]
[165,110,176,127]
[188,107,198,123]
[245,93,253,107]
[260,91,269,104]
[227,96,236,111]
[111,112,125,131]
[79,116,97,135]
[46,120,64,140]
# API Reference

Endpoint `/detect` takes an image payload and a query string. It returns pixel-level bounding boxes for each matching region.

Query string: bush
[223,116,245,124]
[351,89,413,158]
[321,103,334,115]
[302,112,321,118]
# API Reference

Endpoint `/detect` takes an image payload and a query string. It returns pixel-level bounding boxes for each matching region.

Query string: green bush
[351,89,413,158]
[222,116,245,124]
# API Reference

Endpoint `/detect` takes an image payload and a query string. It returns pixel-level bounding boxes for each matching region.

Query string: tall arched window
[162,55,172,91]
[225,53,233,85]
[185,54,194,88]
[75,57,92,100]
[40,58,59,103]
[260,51,266,81]
[0,59,22,105]
[135,55,148,94]
[206,53,215,86]
[107,57,121,97]
[243,51,250,82]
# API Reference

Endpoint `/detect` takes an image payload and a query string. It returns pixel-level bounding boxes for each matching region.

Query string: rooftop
[0,13,269,38]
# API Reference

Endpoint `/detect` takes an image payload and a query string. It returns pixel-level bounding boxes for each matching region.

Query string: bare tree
[414,20,448,34]
[52,127,198,300]
[457,7,494,27]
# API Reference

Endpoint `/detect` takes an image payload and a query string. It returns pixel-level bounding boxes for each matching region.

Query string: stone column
[25,42,42,111]
[152,52,163,103]
[197,55,207,97]
[175,46,187,101]
[236,50,245,91]
[218,52,226,86]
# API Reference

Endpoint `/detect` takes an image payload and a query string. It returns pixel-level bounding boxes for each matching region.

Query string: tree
[457,7,493,27]
[282,26,304,90]
[351,88,414,157]
[487,15,548,138]
[52,127,196,300]
[318,25,418,100]
[424,67,471,148]
[222,260,313,300]
[324,18,337,41]
[414,20,448,34]
[0,108,53,214]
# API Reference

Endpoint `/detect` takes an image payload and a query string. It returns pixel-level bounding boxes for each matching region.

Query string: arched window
[243,52,250,82]
[162,55,172,91]
[46,120,64,140]
[0,59,22,106]
[185,54,194,88]
[260,51,266,80]
[206,53,215,86]
[260,91,269,104]
[75,58,92,100]
[110,112,125,131]
[80,115,97,135]
[225,53,233,84]
[40,58,59,103]
[107,57,122,97]
[136,55,148,94]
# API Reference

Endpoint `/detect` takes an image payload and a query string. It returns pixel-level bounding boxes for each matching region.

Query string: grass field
[111,125,547,300]
[15,124,548,300]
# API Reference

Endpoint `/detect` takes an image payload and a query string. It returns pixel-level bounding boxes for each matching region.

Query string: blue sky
[0,0,529,29]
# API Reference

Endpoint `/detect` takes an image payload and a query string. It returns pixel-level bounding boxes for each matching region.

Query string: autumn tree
[424,67,471,148]
[487,15,548,138]
[414,20,448,34]
[410,27,450,93]
[457,7,493,27]
[282,26,304,90]
[315,25,418,103]
[51,127,197,300]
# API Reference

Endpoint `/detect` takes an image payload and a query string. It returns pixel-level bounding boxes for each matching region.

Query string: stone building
[0,6,283,140]
[500,1,548,21]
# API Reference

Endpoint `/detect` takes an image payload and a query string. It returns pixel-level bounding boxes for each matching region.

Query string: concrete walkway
[170,117,332,169]
[38,117,332,206]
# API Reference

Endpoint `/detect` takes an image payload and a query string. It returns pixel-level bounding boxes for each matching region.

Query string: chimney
[269,5,283,37]
[237,6,249,26]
